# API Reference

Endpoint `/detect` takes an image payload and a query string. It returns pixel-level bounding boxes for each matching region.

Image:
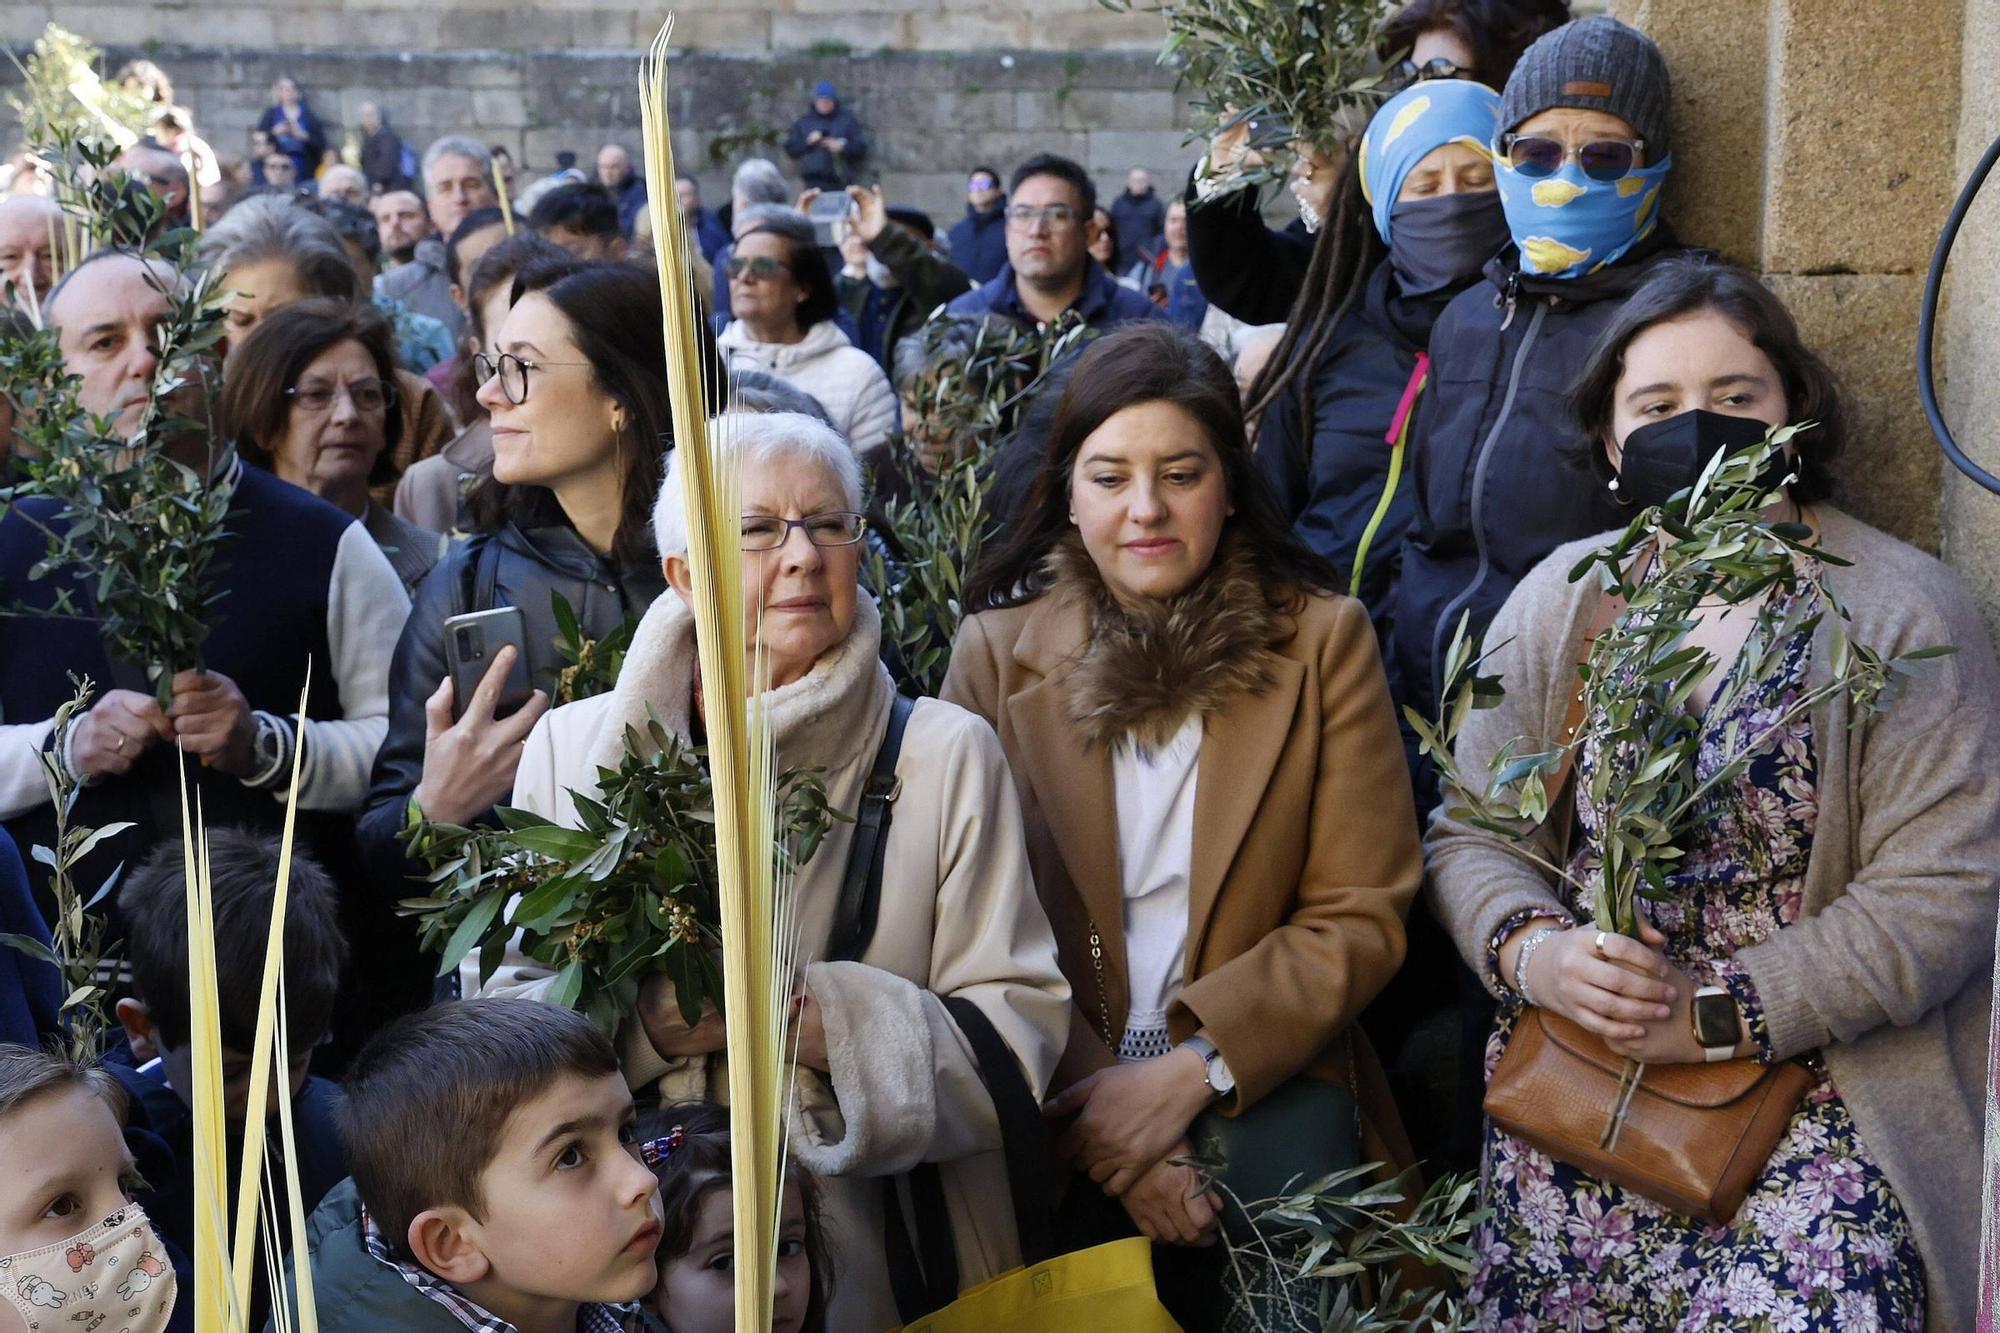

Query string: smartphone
[444,607,534,722]
[808,189,855,248]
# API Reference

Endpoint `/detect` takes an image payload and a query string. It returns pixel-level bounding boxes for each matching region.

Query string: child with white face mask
[0,1045,178,1333]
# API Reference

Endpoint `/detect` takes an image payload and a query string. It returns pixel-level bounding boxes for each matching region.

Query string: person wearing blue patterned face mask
[1380,14,1687,1175]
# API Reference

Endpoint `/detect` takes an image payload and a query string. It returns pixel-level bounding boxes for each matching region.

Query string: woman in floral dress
[1426,257,2000,1331]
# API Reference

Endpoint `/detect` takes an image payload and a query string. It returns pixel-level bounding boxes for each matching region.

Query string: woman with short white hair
[507,410,1070,1331]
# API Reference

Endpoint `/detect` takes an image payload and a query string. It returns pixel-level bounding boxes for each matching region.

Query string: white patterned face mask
[0,1204,177,1333]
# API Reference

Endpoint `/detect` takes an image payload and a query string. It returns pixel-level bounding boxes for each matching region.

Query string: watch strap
[244,711,295,791]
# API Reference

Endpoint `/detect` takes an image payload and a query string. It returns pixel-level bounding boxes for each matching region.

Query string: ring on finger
[1594,930,1608,957]
[114,733,127,754]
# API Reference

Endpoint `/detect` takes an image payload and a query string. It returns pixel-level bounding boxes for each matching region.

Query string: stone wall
[1,0,1168,56]
[0,38,1201,225]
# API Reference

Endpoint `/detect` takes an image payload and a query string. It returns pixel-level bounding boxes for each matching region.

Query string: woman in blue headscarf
[1246,74,1508,1178]
[1251,76,1507,653]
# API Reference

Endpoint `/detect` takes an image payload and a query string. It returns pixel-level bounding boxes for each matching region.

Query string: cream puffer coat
[502,593,1071,1333]
[717,318,899,458]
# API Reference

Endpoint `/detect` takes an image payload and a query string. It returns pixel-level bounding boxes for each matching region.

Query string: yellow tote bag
[897,1238,1183,1333]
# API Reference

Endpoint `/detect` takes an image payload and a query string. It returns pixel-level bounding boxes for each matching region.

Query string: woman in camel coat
[942,323,1423,1324]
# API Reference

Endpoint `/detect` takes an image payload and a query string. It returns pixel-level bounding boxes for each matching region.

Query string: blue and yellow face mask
[1494,148,1671,280]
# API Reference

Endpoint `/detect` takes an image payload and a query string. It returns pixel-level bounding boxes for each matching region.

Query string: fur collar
[583,590,892,779]
[1045,535,1288,753]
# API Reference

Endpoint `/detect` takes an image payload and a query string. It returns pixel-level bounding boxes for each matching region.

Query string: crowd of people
[0,3,1996,1332]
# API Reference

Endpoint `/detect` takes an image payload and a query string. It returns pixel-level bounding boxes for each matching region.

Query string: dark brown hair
[462,257,723,565]
[219,297,403,486]
[336,998,620,1260]
[965,321,1339,611]
[1378,0,1572,87]
[1564,254,1844,503]
[639,1101,830,1332]
[118,827,348,1053]
[736,211,839,331]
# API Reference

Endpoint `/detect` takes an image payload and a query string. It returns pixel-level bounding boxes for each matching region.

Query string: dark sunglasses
[1502,133,1646,182]
[1384,56,1467,92]
[725,254,790,282]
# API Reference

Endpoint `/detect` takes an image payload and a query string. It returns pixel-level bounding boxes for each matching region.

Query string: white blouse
[1111,715,1201,1063]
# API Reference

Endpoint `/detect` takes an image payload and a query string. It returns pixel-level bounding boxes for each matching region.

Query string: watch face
[1692,991,1738,1048]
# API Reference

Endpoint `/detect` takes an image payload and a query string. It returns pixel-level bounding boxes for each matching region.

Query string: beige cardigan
[506,593,1071,1333]
[1425,507,2000,1332]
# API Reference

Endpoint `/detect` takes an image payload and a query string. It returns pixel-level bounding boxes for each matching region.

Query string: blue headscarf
[1359,79,1503,246]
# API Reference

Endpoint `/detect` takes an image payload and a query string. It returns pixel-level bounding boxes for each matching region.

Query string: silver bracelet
[1512,923,1565,1008]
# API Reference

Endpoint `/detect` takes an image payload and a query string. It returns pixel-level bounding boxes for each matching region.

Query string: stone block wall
[1,36,1202,226]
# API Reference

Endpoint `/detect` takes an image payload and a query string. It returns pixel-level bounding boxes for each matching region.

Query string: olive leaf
[861,313,1089,697]
[400,724,838,1038]
[1420,424,1953,939]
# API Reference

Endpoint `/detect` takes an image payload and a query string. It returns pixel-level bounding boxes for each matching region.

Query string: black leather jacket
[356,521,665,890]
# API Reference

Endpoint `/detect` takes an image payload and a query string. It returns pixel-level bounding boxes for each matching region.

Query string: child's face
[653,1180,810,1333]
[464,1071,662,1310]
[0,1087,137,1258]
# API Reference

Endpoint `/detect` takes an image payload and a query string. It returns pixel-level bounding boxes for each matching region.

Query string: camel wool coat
[942,574,1423,1169]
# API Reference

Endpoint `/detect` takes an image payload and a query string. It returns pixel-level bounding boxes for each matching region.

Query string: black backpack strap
[883,994,1063,1324]
[824,692,913,964]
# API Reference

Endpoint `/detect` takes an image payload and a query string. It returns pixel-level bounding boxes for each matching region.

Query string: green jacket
[835,221,974,374]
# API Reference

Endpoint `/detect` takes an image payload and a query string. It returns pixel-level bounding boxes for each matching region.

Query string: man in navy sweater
[0,251,413,1046]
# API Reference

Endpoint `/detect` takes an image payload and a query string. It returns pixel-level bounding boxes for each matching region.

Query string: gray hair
[730,370,832,426]
[732,203,810,244]
[42,249,185,332]
[421,135,491,188]
[731,157,789,208]
[652,411,862,560]
[195,193,361,304]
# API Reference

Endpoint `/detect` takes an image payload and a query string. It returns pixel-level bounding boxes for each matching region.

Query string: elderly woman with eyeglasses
[355,257,717,916]
[219,299,445,594]
[500,409,1070,1332]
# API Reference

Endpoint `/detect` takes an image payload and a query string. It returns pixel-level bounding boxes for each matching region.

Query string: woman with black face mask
[1250,80,1508,655]
[1427,256,1998,1327]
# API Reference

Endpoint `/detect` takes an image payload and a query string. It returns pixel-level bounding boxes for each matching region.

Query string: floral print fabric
[1472,579,1928,1330]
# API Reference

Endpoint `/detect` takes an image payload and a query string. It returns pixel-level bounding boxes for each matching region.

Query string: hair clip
[640,1125,687,1168]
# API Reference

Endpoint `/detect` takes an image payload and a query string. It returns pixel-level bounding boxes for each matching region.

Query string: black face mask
[1386,192,1509,297]
[1612,409,1781,510]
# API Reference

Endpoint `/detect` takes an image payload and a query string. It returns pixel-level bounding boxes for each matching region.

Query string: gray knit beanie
[1496,16,1673,159]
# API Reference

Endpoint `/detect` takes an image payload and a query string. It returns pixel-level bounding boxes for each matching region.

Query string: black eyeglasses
[473,351,590,405]
[724,255,790,282]
[1502,133,1646,182]
[286,377,396,413]
[740,511,867,551]
[1384,57,1468,92]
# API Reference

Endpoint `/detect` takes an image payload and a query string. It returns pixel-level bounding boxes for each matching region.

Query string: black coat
[356,520,665,900]
[1388,226,1686,730]
[1254,262,1458,658]
[947,201,1009,284]
[1108,186,1166,275]
[1182,169,1315,326]
[784,104,868,190]
[359,126,408,192]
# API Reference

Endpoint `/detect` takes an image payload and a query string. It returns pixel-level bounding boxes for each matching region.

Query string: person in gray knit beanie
[1497,14,1672,155]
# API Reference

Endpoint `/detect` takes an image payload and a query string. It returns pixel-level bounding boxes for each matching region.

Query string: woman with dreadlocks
[1249,77,1505,653]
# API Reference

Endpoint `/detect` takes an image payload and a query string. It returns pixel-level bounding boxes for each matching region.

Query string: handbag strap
[824,692,913,965]
[1540,546,1653,852]
[884,997,1059,1322]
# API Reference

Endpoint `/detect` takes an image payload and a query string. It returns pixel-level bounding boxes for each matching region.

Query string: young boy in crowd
[111,827,351,1284]
[0,1044,181,1333]
[287,998,663,1333]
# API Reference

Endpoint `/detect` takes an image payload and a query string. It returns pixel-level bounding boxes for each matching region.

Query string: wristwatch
[1180,1035,1235,1098]
[245,712,294,790]
[1690,985,1740,1062]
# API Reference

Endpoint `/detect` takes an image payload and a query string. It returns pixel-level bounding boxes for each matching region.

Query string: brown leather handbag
[1479,569,1816,1227]
[1484,1007,1815,1225]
